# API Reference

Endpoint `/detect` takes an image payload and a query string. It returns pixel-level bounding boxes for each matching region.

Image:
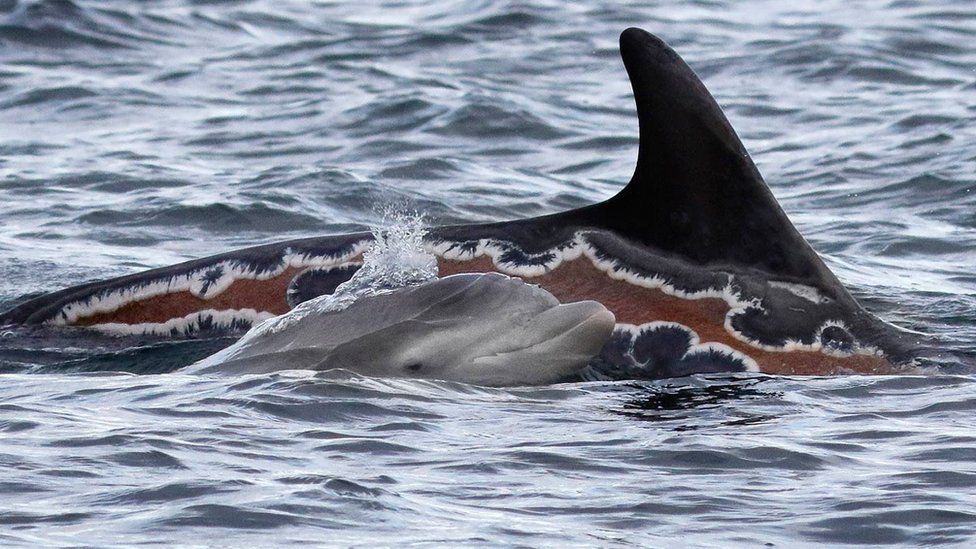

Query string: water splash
[333,205,438,303]
[259,207,437,335]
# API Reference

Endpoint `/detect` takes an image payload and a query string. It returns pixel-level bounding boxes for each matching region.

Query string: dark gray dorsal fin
[587,28,839,289]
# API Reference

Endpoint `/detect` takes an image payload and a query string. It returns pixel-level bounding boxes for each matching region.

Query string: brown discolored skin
[71,251,893,376]
[75,253,368,328]
[437,256,894,376]
[75,267,306,327]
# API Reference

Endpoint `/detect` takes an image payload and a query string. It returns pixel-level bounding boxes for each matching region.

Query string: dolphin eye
[404,362,423,372]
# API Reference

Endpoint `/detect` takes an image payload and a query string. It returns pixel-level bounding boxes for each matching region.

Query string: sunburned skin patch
[89,308,276,337]
[52,242,370,331]
[432,232,894,377]
[34,231,897,377]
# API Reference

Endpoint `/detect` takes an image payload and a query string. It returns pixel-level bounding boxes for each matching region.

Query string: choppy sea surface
[0,0,974,546]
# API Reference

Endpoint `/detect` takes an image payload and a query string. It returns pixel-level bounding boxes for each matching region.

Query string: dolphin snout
[556,300,616,351]
[563,300,616,329]
[527,299,616,356]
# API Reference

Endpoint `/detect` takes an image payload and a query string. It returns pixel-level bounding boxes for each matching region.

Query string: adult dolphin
[189,273,616,386]
[0,28,924,377]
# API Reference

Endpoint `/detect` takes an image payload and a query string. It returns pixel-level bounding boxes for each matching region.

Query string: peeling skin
[90,309,276,337]
[57,250,368,329]
[606,321,761,376]
[50,233,894,376]
[75,267,307,328]
[435,240,894,376]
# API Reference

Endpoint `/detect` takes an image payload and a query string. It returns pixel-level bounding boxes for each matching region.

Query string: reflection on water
[0,326,235,375]
[613,376,782,428]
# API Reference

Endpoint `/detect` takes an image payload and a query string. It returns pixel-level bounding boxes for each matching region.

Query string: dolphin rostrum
[0,28,927,378]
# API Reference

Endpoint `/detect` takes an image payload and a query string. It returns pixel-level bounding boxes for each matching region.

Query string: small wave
[456,11,551,37]
[0,0,168,50]
[339,97,448,137]
[76,203,327,233]
[378,158,460,180]
[160,504,304,529]
[0,1,974,545]
[1,85,95,107]
[429,103,570,140]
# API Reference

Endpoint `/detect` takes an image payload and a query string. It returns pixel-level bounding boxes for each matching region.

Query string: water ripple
[0,0,975,545]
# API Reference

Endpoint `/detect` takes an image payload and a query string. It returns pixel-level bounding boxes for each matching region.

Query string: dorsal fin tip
[616,28,754,193]
[590,28,843,288]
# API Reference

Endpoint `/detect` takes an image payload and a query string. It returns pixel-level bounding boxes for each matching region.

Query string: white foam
[257,208,437,336]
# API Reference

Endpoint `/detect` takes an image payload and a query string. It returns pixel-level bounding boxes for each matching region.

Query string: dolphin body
[0,28,928,378]
[188,273,616,386]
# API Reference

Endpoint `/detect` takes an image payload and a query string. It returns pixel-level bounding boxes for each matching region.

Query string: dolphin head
[317,273,615,386]
[191,273,615,386]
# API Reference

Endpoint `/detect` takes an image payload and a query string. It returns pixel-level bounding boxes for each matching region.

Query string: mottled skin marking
[62,247,892,376]
[75,267,306,327]
[70,253,367,328]
[436,255,893,376]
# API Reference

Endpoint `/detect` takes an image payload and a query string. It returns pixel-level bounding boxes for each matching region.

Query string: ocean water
[0,0,975,546]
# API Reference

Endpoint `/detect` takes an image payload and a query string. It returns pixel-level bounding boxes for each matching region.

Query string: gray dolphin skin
[189,273,616,386]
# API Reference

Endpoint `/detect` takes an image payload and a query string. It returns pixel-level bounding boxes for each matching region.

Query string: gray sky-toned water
[0,0,974,545]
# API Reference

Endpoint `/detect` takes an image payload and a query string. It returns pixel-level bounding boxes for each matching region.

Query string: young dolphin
[188,273,616,387]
